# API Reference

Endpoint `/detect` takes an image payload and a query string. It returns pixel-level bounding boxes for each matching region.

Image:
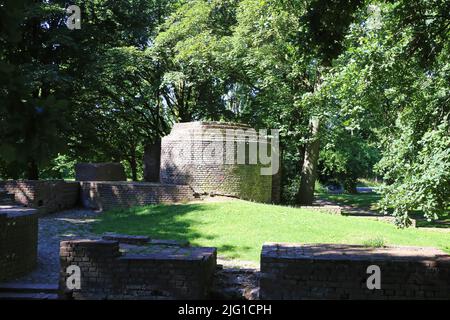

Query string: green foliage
[318,130,381,193]
[377,117,450,227]
[40,154,77,180]
[1,0,448,228]
[314,0,450,225]
[0,0,76,179]
[153,0,238,121]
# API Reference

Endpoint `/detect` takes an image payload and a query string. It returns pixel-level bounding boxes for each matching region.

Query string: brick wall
[59,240,217,300]
[160,122,273,203]
[80,182,195,211]
[0,180,80,215]
[0,210,38,282]
[260,243,450,300]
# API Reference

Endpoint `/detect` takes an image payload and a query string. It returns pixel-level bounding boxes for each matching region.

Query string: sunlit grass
[93,200,450,263]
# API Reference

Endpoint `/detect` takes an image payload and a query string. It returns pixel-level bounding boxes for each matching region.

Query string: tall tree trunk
[344,178,358,194]
[129,152,138,182]
[26,158,39,180]
[143,139,161,182]
[297,117,320,205]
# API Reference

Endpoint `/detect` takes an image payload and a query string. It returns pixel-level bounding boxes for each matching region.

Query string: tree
[0,0,77,179]
[152,0,239,122]
[316,0,450,225]
[318,128,380,194]
[224,0,363,204]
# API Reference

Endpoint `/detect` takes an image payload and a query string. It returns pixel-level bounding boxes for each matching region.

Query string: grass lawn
[412,211,450,228]
[316,192,382,210]
[315,190,450,228]
[92,200,450,263]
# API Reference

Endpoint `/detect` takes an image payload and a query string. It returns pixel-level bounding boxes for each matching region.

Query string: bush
[376,116,450,227]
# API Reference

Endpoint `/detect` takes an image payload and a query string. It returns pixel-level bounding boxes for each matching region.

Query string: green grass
[357,178,384,188]
[316,192,382,210]
[411,211,450,228]
[362,236,386,248]
[314,179,382,210]
[92,200,450,263]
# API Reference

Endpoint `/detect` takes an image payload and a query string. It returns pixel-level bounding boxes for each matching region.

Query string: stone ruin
[1,120,282,215]
[59,237,217,300]
[75,162,127,181]
[0,180,79,215]
[159,121,278,203]
[260,243,450,300]
[0,208,38,282]
[3,122,450,301]
[57,239,450,300]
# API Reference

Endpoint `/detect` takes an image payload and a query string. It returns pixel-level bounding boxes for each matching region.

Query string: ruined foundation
[160,122,274,203]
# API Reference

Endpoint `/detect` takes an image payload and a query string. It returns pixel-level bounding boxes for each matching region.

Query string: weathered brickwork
[75,162,127,181]
[260,243,450,300]
[143,141,161,182]
[0,209,38,282]
[271,168,281,204]
[59,239,217,300]
[80,181,195,211]
[160,122,273,203]
[0,180,79,215]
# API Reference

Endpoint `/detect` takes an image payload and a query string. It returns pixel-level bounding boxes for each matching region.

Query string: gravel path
[4,209,101,285]
[2,206,258,286]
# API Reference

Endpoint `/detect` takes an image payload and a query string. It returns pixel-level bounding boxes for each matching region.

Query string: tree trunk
[129,153,138,181]
[143,139,161,182]
[297,117,320,205]
[344,178,358,194]
[26,158,39,180]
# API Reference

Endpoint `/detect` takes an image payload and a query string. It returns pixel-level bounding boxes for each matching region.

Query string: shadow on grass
[316,192,382,209]
[216,244,253,260]
[93,204,208,241]
[373,207,450,229]
[317,192,449,229]
[411,211,450,229]
[92,204,253,259]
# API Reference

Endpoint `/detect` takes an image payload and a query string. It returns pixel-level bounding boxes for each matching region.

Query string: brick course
[59,239,217,300]
[260,243,450,300]
[0,210,38,282]
[0,180,79,215]
[80,181,195,211]
[160,122,273,203]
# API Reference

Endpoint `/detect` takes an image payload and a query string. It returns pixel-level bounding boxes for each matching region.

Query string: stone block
[75,163,127,181]
[260,243,450,300]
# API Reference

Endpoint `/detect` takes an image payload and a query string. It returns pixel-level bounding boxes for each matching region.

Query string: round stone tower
[159,122,274,203]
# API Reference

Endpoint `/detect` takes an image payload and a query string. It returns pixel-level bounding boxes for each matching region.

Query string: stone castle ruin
[1,122,450,300]
[0,122,280,214]
[0,121,280,288]
[160,122,279,203]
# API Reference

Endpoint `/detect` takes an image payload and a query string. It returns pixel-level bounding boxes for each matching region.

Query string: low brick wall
[59,240,217,300]
[0,180,79,214]
[0,209,38,282]
[260,243,450,300]
[80,182,195,211]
